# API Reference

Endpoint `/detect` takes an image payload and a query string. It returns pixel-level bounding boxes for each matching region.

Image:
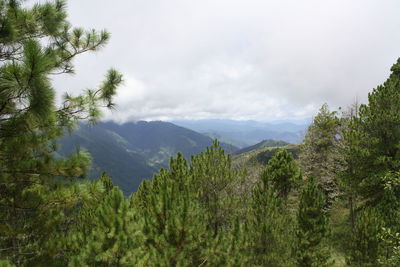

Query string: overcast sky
[51,0,400,122]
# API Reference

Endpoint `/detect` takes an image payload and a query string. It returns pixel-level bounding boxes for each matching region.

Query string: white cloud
[52,0,400,121]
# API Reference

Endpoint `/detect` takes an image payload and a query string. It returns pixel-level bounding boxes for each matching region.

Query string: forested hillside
[1,1,400,266]
[58,121,238,194]
[234,139,291,154]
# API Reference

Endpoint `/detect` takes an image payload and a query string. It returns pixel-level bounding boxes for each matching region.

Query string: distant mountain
[235,139,290,155]
[171,119,308,147]
[202,131,250,148]
[58,121,238,194]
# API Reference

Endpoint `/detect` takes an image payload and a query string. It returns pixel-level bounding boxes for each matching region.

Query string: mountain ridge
[58,121,238,194]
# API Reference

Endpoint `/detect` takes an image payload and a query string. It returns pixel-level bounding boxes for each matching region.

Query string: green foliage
[2,1,400,264]
[0,260,14,267]
[296,177,330,267]
[190,140,237,236]
[264,148,301,203]
[340,59,400,265]
[255,146,298,165]
[376,172,400,266]
[348,208,382,266]
[299,104,342,206]
[134,153,210,266]
[379,227,400,266]
[0,0,121,264]
[247,170,295,266]
[347,58,400,205]
[67,187,142,266]
[235,139,289,154]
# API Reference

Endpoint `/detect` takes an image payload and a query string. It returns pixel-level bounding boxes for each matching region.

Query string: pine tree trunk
[349,193,355,231]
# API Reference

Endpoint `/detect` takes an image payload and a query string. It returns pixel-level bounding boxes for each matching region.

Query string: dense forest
[1,1,400,266]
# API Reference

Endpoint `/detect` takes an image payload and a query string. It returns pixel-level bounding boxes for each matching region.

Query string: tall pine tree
[0,1,122,264]
[296,177,330,267]
[299,104,342,207]
[264,148,300,204]
[246,160,295,266]
[347,58,400,207]
[133,154,210,266]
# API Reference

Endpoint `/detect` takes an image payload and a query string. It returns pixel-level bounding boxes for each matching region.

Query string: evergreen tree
[190,140,236,237]
[348,208,382,267]
[264,148,301,204]
[246,163,295,266]
[201,218,252,267]
[341,58,400,265]
[299,104,342,207]
[0,0,122,264]
[347,58,400,206]
[337,102,363,230]
[36,173,143,266]
[134,153,210,266]
[296,177,329,267]
[67,186,142,266]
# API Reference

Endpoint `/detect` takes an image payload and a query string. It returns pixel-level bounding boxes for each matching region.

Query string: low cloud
[53,0,400,122]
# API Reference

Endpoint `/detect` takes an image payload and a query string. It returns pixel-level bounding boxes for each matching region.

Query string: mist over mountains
[172,119,309,148]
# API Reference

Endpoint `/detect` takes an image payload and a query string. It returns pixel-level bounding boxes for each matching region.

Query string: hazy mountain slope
[58,124,157,194]
[97,121,237,164]
[235,139,290,154]
[202,131,250,148]
[172,119,308,146]
[58,121,238,194]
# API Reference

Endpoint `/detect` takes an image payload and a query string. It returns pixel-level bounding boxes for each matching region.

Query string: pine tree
[296,177,330,267]
[204,218,250,266]
[337,102,363,230]
[0,0,122,264]
[246,163,295,266]
[340,58,400,265]
[133,153,210,266]
[299,104,342,207]
[264,148,301,204]
[348,208,382,267]
[68,186,142,266]
[347,58,400,206]
[190,140,237,237]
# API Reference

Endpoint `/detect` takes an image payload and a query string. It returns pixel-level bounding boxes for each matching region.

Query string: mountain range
[58,120,305,194]
[171,119,308,147]
[58,121,237,194]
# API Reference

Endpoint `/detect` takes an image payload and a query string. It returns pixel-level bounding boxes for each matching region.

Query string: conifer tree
[347,58,400,207]
[264,148,301,204]
[337,102,363,230]
[190,140,236,237]
[67,186,142,266]
[0,0,122,264]
[348,208,382,267]
[340,58,400,265]
[39,173,143,266]
[299,104,342,207]
[134,153,210,266]
[246,163,295,266]
[296,177,330,267]
[202,218,251,266]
